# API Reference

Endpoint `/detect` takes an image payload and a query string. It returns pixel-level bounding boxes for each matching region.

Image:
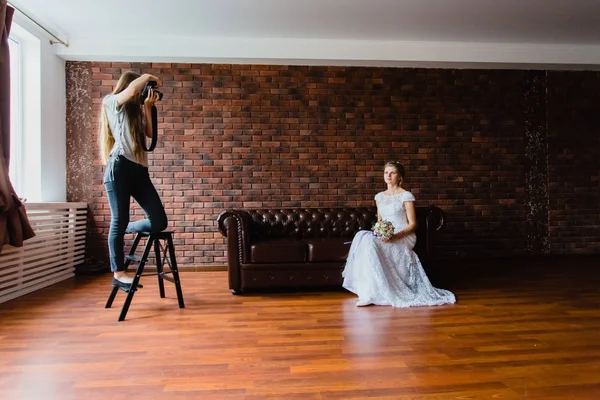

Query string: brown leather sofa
[217,206,445,294]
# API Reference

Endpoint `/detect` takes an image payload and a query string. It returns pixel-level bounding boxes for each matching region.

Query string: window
[8,36,23,196]
[8,23,41,202]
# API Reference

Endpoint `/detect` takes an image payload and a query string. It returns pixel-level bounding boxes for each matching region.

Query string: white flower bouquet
[372,220,395,240]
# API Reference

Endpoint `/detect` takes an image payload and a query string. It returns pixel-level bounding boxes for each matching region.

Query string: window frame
[8,35,24,196]
[7,23,42,202]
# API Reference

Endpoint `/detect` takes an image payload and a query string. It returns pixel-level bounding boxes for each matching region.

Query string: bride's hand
[382,232,403,242]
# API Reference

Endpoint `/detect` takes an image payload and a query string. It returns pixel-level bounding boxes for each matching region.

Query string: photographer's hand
[144,88,160,107]
[143,88,160,138]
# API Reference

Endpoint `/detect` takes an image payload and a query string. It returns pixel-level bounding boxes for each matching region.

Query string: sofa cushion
[251,239,307,263]
[304,238,352,262]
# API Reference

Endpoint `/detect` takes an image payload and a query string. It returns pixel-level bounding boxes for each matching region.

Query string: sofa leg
[231,289,241,295]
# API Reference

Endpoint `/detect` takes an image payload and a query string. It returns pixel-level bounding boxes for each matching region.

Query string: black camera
[140,81,163,103]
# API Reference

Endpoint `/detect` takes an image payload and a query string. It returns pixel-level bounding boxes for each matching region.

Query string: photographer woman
[99,71,167,290]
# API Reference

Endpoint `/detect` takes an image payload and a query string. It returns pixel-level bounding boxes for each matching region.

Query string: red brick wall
[65,62,600,271]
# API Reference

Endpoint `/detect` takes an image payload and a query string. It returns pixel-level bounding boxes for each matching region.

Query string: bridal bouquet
[372,220,395,240]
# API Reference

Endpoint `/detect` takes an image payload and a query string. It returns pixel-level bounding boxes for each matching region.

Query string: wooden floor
[1,256,599,400]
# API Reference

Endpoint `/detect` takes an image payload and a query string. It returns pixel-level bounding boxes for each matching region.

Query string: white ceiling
[8,0,600,69]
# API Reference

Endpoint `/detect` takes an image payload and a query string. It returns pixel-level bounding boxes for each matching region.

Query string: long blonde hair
[99,71,145,164]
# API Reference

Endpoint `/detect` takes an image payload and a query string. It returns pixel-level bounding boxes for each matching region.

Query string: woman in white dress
[342,161,456,307]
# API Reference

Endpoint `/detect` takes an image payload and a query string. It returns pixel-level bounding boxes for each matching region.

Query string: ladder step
[160,273,175,284]
[126,255,143,263]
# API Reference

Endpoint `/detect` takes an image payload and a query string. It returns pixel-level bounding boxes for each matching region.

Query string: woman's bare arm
[396,201,417,239]
[114,73,159,106]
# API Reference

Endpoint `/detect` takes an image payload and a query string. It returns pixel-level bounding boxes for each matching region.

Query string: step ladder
[105,231,184,321]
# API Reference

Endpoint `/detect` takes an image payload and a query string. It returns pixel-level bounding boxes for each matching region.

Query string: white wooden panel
[0,202,88,304]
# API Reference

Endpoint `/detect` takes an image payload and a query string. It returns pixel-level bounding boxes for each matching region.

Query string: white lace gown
[342,191,456,307]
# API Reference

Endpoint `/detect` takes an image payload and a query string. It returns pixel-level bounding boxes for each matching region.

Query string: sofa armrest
[424,206,445,260]
[426,205,445,232]
[217,210,253,293]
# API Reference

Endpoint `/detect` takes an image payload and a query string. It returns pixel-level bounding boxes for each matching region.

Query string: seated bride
[342,161,456,308]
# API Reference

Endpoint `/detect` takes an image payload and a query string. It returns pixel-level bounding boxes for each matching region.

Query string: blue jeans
[104,155,168,272]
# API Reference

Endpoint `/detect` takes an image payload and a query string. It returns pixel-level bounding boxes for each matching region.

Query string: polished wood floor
[1,256,599,400]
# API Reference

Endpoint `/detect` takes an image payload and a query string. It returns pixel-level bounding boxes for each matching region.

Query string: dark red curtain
[0,0,35,254]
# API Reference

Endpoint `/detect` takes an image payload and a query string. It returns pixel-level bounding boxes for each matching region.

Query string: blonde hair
[99,70,145,164]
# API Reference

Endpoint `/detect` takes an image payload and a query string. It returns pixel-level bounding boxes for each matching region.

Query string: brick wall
[547,71,600,254]
[65,63,600,271]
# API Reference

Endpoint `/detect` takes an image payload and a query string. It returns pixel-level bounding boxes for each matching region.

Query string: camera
[140,81,163,104]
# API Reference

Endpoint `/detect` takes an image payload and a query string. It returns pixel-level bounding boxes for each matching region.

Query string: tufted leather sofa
[217,206,445,294]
